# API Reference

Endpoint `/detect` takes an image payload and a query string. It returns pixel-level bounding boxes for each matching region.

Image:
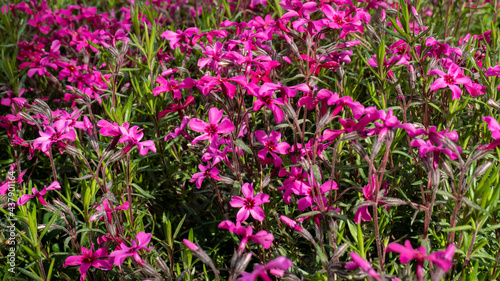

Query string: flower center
[83,254,96,264]
[265,141,276,151]
[244,198,255,209]
[50,132,62,141]
[261,96,272,105]
[333,15,344,25]
[444,74,455,85]
[205,124,218,136]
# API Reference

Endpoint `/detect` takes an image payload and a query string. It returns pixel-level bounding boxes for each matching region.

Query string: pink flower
[33,120,76,152]
[280,0,317,19]
[428,63,472,100]
[229,182,270,222]
[161,27,200,50]
[97,120,122,137]
[292,170,338,211]
[251,87,285,123]
[278,167,308,204]
[237,256,293,281]
[354,176,389,224]
[165,116,192,141]
[199,74,248,99]
[17,181,61,206]
[254,130,290,167]
[118,125,156,155]
[90,199,130,223]
[190,162,222,189]
[188,107,235,144]
[366,109,415,140]
[0,164,26,195]
[345,252,381,280]
[218,220,274,253]
[479,116,500,149]
[183,239,199,251]
[386,241,455,281]
[63,245,112,281]
[109,231,154,266]
[279,215,303,232]
[153,76,195,99]
[159,96,195,119]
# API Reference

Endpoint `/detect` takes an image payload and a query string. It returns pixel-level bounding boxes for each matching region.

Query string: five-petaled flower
[63,244,112,281]
[190,162,222,189]
[428,63,472,100]
[219,220,274,253]
[188,107,235,145]
[254,130,290,167]
[229,182,270,222]
[17,181,61,206]
[33,120,76,152]
[109,231,154,266]
[386,240,455,281]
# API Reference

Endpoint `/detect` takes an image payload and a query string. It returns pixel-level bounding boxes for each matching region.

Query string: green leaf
[173,214,187,240]
[441,225,473,232]
[131,183,156,199]
[39,207,61,242]
[233,139,253,155]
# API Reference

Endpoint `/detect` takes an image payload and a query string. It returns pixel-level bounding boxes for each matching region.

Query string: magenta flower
[280,0,317,19]
[118,125,156,155]
[159,96,195,119]
[229,182,269,222]
[249,85,285,124]
[485,65,500,79]
[354,176,389,224]
[97,120,122,137]
[17,181,61,206]
[366,109,415,140]
[0,164,25,195]
[345,252,381,280]
[109,231,154,266]
[479,116,500,149]
[386,241,455,281]
[63,245,112,281]
[33,120,76,152]
[425,37,462,58]
[428,63,472,100]
[90,199,130,223]
[298,89,364,119]
[165,116,192,141]
[199,74,248,99]
[161,27,199,50]
[190,162,222,189]
[183,239,199,251]
[410,139,460,169]
[237,256,293,281]
[293,173,337,211]
[254,130,290,167]
[218,220,274,253]
[188,107,235,144]
[278,167,308,204]
[153,76,195,99]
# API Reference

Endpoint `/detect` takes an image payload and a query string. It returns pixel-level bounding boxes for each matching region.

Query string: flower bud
[473,161,492,179]
[155,257,171,277]
[386,8,398,16]
[65,146,82,157]
[19,112,37,124]
[488,99,500,111]
[409,65,416,89]
[352,142,367,158]
[107,46,120,58]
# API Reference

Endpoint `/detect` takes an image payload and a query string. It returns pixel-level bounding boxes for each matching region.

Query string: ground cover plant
[1,0,500,280]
